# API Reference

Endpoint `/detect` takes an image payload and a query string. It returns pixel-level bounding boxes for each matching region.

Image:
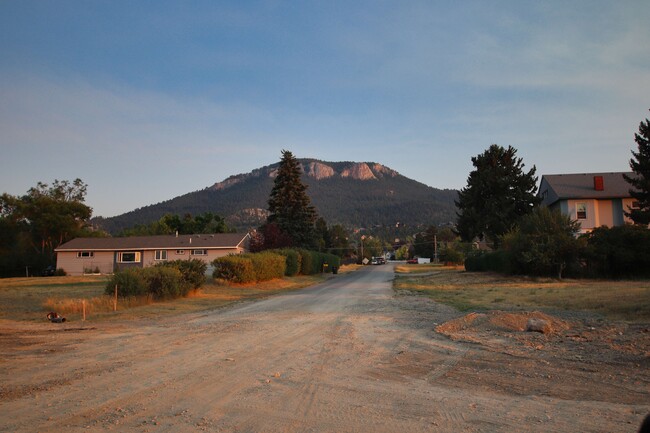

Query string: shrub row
[212,249,341,283]
[297,250,341,275]
[212,252,286,283]
[105,259,207,299]
[465,225,650,279]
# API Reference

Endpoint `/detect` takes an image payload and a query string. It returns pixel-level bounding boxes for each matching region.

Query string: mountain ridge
[93,159,459,235]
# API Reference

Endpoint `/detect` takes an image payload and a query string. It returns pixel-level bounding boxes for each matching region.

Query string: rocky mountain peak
[211,159,400,191]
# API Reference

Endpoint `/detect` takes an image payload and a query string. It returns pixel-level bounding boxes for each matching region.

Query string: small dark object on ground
[47,312,66,323]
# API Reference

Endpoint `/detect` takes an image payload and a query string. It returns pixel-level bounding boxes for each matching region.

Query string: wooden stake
[82,299,86,321]
[114,284,118,312]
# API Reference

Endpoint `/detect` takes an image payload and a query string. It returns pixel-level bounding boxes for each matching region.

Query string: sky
[1,1,649,218]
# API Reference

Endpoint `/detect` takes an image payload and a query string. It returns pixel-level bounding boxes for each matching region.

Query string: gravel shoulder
[1,265,648,432]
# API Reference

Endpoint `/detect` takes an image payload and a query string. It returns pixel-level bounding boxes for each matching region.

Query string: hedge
[213,249,342,283]
[212,255,256,283]
[297,249,341,275]
[105,266,185,299]
[248,252,286,281]
[273,249,302,276]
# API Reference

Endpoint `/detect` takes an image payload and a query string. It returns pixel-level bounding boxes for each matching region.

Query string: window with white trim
[191,249,207,256]
[576,203,587,220]
[117,252,141,263]
[77,251,94,258]
[155,250,167,261]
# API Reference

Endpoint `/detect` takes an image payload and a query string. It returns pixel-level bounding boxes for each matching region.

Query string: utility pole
[434,234,438,263]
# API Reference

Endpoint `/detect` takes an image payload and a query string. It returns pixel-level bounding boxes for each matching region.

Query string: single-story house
[538,172,638,234]
[55,233,250,275]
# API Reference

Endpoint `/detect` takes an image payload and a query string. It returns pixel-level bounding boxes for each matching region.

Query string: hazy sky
[1,1,649,218]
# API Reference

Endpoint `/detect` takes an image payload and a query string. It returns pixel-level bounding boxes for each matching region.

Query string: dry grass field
[394,265,650,321]
[0,272,331,323]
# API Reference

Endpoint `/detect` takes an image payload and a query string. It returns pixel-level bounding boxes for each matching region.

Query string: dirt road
[1,265,649,432]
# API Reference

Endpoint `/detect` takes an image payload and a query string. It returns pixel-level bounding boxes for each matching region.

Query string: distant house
[55,233,250,276]
[538,172,638,234]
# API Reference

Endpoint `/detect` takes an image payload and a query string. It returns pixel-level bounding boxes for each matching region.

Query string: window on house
[176,250,185,255]
[576,203,587,220]
[118,252,141,263]
[191,249,207,256]
[155,250,167,261]
[77,251,94,258]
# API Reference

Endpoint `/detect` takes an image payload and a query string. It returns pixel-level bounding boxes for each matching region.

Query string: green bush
[247,252,286,281]
[156,259,207,293]
[464,251,512,273]
[105,268,148,297]
[142,266,183,299]
[297,249,314,275]
[106,267,185,299]
[54,268,67,276]
[212,255,256,283]
[584,225,650,278]
[301,250,341,274]
[274,249,301,276]
[440,245,464,264]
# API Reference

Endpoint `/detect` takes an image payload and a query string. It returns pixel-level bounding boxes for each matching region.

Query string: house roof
[539,172,636,206]
[55,233,250,252]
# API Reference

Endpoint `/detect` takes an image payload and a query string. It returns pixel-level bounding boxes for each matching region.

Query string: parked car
[406,258,418,264]
[42,265,56,276]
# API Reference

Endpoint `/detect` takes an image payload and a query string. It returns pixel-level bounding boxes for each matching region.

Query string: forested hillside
[93,160,458,234]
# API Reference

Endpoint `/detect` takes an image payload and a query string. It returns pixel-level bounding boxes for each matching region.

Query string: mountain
[93,159,459,234]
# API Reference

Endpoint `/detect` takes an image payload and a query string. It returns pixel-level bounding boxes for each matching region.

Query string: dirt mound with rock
[436,310,571,340]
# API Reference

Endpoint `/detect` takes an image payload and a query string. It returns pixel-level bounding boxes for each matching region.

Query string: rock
[525,318,552,334]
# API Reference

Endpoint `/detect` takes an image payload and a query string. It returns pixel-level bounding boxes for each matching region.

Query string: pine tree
[623,113,650,225]
[456,144,539,247]
[267,150,318,248]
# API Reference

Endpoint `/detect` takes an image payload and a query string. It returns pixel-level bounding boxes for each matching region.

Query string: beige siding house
[538,172,638,234]
[55,233,250,276]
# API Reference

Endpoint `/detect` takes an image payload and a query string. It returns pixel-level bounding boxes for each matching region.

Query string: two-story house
[538,172,638,234]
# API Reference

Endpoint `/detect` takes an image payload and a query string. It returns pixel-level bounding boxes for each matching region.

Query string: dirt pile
[436,310,572,341]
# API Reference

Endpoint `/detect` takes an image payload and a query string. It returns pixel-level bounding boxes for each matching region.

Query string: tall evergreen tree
[623,112,650,225]
[267,150,318,248]
[456,144,539,247]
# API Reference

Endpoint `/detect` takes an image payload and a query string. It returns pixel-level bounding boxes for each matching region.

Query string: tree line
[456,111,650,278]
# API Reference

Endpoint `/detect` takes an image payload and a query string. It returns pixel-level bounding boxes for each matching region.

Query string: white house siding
[56,251,114,276]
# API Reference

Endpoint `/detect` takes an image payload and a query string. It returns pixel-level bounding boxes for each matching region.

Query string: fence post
[114,284,118,312]
[82,299,86,321]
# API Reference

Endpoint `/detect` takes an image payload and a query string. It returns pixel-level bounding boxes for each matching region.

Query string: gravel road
[1,264,648,432]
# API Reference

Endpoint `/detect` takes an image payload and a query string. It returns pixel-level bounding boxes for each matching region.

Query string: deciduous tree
[502,207,583,279]
[0,179,94,274]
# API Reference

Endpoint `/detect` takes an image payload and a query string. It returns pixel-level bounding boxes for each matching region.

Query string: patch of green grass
[394,268,650,322]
